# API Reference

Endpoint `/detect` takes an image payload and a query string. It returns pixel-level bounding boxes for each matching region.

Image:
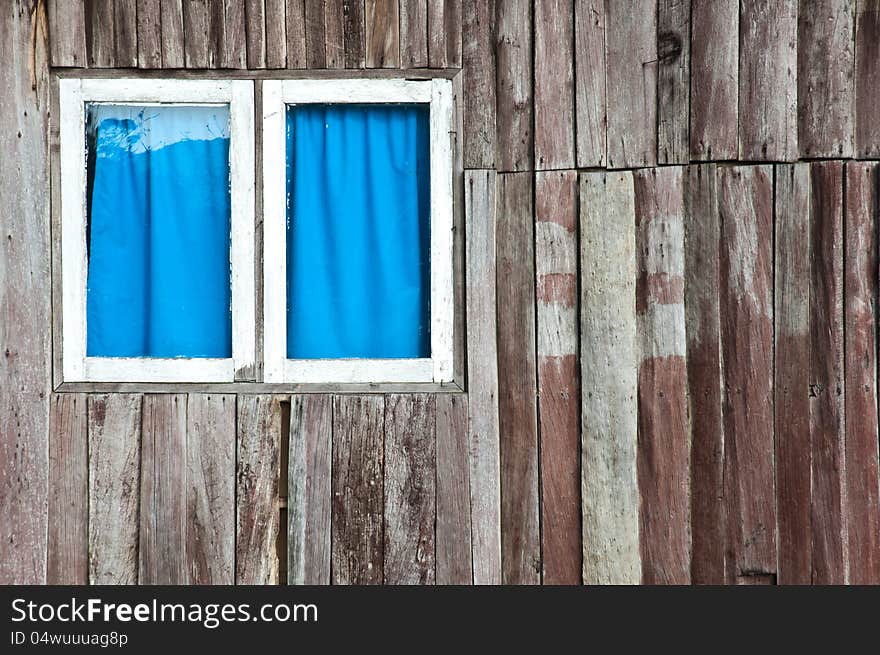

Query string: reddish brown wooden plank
[332,395,385,585]
[497,172,540,584]
[844,161,880,584]
[400,0,428,67]
[690,0,738,160]
[48,0,87,66]
[324,0,345,68]
[343,0,366,67]
[855,0,880,157]
[137,0,163,67]
[718,165,776,581]
[809,161,845,585]
[428,0,461,67]
[86,0,116,66]
[774,163,812,585]
[114,0,138,66]
[384,394,437,584]
[495,0,532,171]
[303,0,326,68]
[535,0,574,170]
[436,394,473,584]
[657,0,689,164]
[462,0,495,168]
[634,168,690,584]
[47,394,88,584]
[684,164,726,583]
[574,0,605,167]
[160,0,186,68]
[224,0,248,67]
[365,0,400,67]
[286,0,307,68]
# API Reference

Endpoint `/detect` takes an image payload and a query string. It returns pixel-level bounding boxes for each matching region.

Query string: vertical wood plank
[809,161,846,585]
[400,0,428,67]
[236,395,282,584]
[718,165,776,581]
[332,395,385,585]
[137,0,163,68]
[634,168,690,584]
[580,171,640,584]
[657,0,689,164]
[774,162,812,585]
[436,394,473,584]
[465,171,502,584]
[114,0,138,67]
[184,0,211,67]
[287,0,307,68]
[343,0,366,67]
[86,0,116,66]
[265,0,287,67]
[739,0,798,161]
[288,394,332,585]
[384,394,437,584]
[535,171,581,584]
[246,0,266,67]
[462,0,495,168]
[428,0,461,67]
[689,0,738,160]
[47,394,88,584]
[88,395,141,585]
[365,0,400,67]
[160,0,186,68]
[684,164,726,583]
[324,0,345,68]
[186,394,235,584]
[48,0,87,66]
[605,0,656,169]
[534,0,574,170]
[224,0,249,67]
[844,161,880,584]
[855,0,880,157]
[495,0,533,171]
[303,0,326,68]
[574,0,606,167]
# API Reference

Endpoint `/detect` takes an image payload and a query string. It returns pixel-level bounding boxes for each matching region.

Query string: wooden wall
[2,0,880,585]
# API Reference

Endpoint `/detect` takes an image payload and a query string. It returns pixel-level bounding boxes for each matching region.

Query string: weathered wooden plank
[288,394,332,585]
[605,0,656,169]
[534,0,574,170]
[303,0,325,68]
[684,164,726,583]
[739,0,798,160]
[464,170,501,585]
[286,0,307,68]
[574,0,605,167]
[495,0,532,171]
[400,0,428,67]
[797,0,854,158]
[224,0,248,67]
[497,173,540,584]
[844,161,880,584]
[332,395,385,585]
[236,395,283,584]
[324,0,345,68]
[246,0,266,67]
[88,395,141,585]
[855,0,880,157]
[48,0,87,66]
[580,171,639,584]
[657,0,689,164]
[47,394,88,584]
[384,394,437,584]
[365,0,400,67]
[774,162,812,585]
[137,0,163,68]
[184,0,211,67]
[535,171,580,584]
[436,394,473,584]
[718,165,776,581]
[86,0,116,66]
[690,0,738,160]
[634,168,690,584]
[428,0,461,67]
[186,394,235,584]
[462,0,495,168]
[160,0,186,68]
[139,394,188,585]
[114,0,138,67]
[265,0,287,67]
[343,0,365,67]
[809,161,845,585]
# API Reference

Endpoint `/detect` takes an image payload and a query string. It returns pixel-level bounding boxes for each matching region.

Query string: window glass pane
[286,104,431,359]
[85,104,232,358]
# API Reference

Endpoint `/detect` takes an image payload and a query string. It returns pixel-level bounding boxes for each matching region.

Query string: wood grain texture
[265,0,287,67]
[47,394,88,584]
[605,0,656,169]
[343,0,366,67]
[183,0,211,68]
[574,0,605,167]
[657,0,690,164]
[114,0,138,67]
[137,0,163,67]
[580,171,640,584]
[690,0,738,160]
[718,165,776,581]
[400,0,428,67]
[495,0,533,171]
[774,163,812,585]
[809,161,846,585]
[332,395,385,585]
[236,395,282,584]
[160,0,186,67]
[855,0,880,156]
[365,0,400,67]
[634,167,690,584]
[462,0,495,168]
[535,0,574,170]
[285,0,306,68]
[684,164,726,583]
[304,0,326,68]
[435,394,473,584]
[535,171,581,584]
[384,394,437,584]
[428,0,462,67]
[186,394,235,584]
[288,394,332,585]
[86,0,116,66]
[739,0,798,160]
[48,0,87,66]
[139,394,188,584]
[464,170,502,584]
[224,0,248,67]
[246,0,266,67]
[797,0,854,158]
[324,0,345,68]
[844,161,880,584]
[497,172,540,584]
[88,394,142,585]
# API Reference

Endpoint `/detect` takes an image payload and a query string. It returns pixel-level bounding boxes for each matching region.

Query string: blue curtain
[286,104,431,359]
[86,105,232,358]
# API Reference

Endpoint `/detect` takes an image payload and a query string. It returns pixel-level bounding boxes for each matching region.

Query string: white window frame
[58,78,256,383]
[262,78,455,384]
